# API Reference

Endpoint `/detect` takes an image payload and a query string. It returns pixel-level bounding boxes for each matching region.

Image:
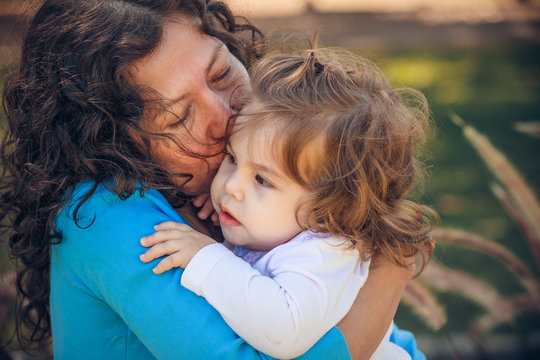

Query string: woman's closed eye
[168,105,191,129]
[213,65,231,85]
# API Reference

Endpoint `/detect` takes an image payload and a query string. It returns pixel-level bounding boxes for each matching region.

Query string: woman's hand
[140,221,216,273]
[192,194,219,225]
[337,256,415,360]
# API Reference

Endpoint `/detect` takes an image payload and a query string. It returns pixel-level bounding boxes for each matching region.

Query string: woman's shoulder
[68,181,169,206]
[57,181,186,233]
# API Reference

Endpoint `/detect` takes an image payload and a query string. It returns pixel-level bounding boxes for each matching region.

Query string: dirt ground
[250,8,540,52]
[1,0,540,65]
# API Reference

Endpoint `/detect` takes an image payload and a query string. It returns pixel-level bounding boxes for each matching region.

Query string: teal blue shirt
[50,183,350,359]
[51,182,424,359]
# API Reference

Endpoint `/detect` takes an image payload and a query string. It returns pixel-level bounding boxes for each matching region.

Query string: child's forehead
[229,119,283,169]
[229,122,289,177]
[231,106,282,142]
[229,120,276,153]
[229,113,327,185]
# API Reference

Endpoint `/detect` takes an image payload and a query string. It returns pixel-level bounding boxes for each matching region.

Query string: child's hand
[139,221,216,274]
[192,194,219,225]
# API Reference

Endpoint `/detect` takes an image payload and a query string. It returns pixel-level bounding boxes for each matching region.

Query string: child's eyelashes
[255,174,273,188]
[223,150,274,188]
[225,151,237,165]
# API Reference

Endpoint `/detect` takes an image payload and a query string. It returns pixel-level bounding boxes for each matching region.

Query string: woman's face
[131,16,249,195]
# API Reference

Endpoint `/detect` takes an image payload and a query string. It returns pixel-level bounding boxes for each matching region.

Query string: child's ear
[295,199,313,228]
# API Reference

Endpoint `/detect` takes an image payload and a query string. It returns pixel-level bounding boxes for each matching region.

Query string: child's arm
[141,225,369,359]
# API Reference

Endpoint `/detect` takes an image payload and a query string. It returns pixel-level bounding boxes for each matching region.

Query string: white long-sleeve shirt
[181,231,410,360]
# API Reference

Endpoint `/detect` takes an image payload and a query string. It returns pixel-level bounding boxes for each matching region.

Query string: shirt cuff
[181,243,231,295]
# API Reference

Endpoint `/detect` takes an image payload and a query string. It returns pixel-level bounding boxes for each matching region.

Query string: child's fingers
[140,239,180,262]
[153,221,192,231]
[141,229,182,247]
[153,252,187,273]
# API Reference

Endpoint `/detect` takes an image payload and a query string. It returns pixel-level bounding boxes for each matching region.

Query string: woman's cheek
[229,66,250,110]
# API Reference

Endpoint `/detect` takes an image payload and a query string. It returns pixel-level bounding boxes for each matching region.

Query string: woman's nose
[224,171,244,202]
[204,91,232,141]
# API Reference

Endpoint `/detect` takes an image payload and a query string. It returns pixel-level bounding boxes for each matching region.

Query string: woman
[1,0,421,359]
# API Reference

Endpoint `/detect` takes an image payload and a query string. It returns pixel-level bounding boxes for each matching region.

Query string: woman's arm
[53,184,351,360]
[337,256,414,360]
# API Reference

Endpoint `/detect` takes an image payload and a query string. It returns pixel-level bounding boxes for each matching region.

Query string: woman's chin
[174,175,213,196]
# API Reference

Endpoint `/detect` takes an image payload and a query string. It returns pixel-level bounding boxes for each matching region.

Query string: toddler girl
[140,49,436,359]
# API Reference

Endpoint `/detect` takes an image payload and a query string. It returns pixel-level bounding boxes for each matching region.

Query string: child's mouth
[219,208,241,227]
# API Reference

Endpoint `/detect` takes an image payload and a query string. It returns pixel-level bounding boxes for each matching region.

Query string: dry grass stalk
[450,113,540,244]
[405,115,540,335]
[509,294,540,312]
[505,295,540,336]
[474,295,540,333]
[490,182,540,272]
[402,280,447,330]
[473,293,540,332]
[474,312,505,333]
[432,228,540,299]
[514,122,540,138]
[419,263,517,328]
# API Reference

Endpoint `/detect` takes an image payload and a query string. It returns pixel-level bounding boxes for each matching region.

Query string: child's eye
[255,175,272,188]
[226,152,237,165]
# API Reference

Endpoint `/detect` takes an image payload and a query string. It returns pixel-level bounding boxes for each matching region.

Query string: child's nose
[224,172,244,202]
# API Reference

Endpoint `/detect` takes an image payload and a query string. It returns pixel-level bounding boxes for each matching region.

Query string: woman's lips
[219,208,241,227]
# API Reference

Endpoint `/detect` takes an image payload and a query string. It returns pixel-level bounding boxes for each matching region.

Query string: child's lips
[219,208,241,227]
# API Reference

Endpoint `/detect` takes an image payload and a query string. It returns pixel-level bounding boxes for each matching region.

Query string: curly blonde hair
[236,48,437,268]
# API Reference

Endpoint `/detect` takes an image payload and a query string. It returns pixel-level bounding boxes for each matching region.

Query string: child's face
[210,125,309,251]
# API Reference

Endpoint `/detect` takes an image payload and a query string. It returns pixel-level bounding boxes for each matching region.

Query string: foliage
[400,115,540,348]
[379,46,540,342]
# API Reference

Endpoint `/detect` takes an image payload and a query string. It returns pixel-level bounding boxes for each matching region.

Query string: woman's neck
[175,203,223,242]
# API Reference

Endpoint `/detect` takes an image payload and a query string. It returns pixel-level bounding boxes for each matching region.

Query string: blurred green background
[382,45,540,331]
[1,0,539,359]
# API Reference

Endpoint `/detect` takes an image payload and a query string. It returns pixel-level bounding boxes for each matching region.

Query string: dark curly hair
[0,0,264,347]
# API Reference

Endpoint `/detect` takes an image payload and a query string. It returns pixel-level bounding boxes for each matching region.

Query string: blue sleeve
[389,323,426,360]
[56,185,351,360]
